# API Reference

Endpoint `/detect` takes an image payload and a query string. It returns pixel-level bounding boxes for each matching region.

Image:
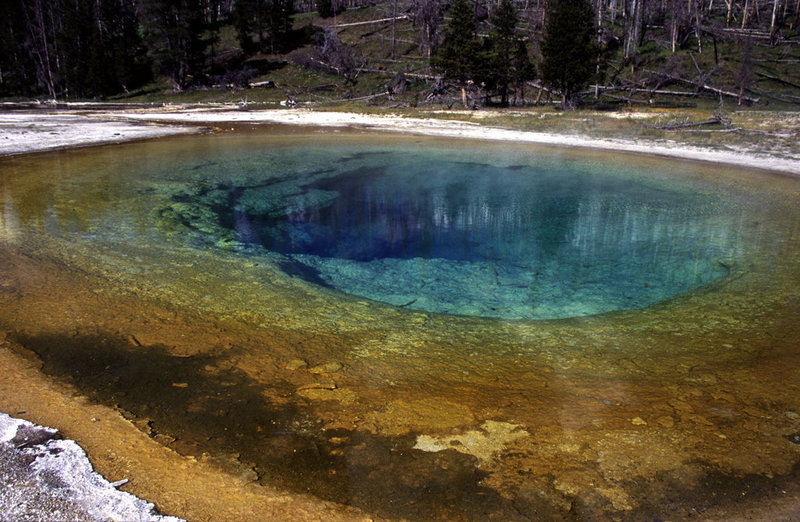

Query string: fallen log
[641,69,761,104]
[601,93,652,104]
[358,67,437,80]
[590,85,700,97]
[755,71,800,90]
[334,15,409,28]
[644,112,733,130]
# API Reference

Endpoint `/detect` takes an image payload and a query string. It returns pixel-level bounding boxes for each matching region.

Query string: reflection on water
[1,130,800,519]
[226,155,740,318]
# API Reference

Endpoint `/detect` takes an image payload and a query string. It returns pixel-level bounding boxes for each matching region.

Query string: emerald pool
[156,133,741,319]
[1,128,800,520]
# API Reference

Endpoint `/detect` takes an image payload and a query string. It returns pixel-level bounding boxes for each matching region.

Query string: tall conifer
[540,0,599,109]
[487,0,521,106]
[432,0,482,107]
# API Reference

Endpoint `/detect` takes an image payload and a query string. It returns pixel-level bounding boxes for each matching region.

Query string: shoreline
[0,112,200,157]
[1,106,798,175]
[0,412,182,521]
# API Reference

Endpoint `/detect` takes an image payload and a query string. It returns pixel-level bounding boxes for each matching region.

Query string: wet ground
[1,130,800,520]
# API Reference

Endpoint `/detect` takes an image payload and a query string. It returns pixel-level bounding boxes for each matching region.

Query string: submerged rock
[285,359,308,371]
[413,420,529,466]
[309,362,343,374]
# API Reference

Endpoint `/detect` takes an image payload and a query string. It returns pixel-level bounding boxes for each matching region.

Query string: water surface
[1,129,800,519]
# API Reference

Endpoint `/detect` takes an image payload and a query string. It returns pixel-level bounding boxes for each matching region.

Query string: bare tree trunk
[742,0,750,27]
[541,0,548,29]
[595,0,603,98]
[625,0,641,60]
[671,17,678,52]
[27,0,57,99]
[426,25,432,58]
[669,0,681,52]
[794,0,800,29]
[770,0,780,43]
[693,0,703,52]
[390,0,397,58]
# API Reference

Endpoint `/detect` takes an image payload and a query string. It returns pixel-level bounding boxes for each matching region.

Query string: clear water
[159,139,738,319]
[2,130,800,520]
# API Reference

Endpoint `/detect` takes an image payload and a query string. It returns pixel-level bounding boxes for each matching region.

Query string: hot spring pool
[1,128,800,519]
[166,139,738,319]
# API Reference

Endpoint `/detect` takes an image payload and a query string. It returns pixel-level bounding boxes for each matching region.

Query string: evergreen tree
[106,0,152,94]
[511,38,535,105]
[316,0,336,19]
[234,0,262,53]
[59,0,100,97]
[139,0,210,91]
[432,0,483,107]
[486,0,520,106]
[20,0,61,98]
[267,0,294,53]
[1,0,149,99]
[235,0,294,54]
[540,0,599,109]
[0,0,37,97]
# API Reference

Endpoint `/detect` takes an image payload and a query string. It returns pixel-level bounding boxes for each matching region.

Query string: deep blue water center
[176,144,738,319]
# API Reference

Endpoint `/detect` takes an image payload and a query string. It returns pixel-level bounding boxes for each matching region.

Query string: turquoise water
[4,131,800,520]
[155,137,742,319]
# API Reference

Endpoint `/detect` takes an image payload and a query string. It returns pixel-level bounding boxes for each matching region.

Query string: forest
[0,0,798,109]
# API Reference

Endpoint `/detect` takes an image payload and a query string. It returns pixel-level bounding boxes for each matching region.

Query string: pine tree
[432,0,483,107]
[317,0,336,18]
[511,38,535,105]
[487,0,520,106]
[235,0,294,54]
[267,0,294,53]
[106,0,152,94]
[540,0,599,109]
[59,0,99,97]
[0,0,37,97]
[139,0,210,92]
[234,0,262,53]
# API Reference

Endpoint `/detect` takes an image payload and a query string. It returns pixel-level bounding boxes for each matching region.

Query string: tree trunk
[794,0,800,29]
[694,0,703,52]
[390,0,397,58]
[595,0,603,98]
[541,0,548,28]
[624,0,642,60]
[27,0,57,99]
[770,0,780,44]
[742,0,750,27]
[671,15,678,53]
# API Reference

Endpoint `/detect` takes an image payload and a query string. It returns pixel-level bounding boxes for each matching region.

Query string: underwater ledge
[0,124,799,519]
